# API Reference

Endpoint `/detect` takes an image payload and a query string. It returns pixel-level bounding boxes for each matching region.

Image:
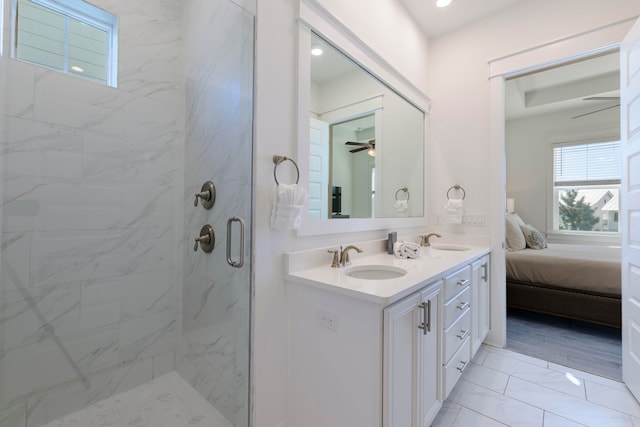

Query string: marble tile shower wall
[0,1,185,426]
[177,1,254,427]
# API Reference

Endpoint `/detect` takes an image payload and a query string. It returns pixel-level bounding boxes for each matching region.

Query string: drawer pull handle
[417,300,431,335]
[456,329,470,340]
[457,279,469,287]
[481,263,488,281]
[456,301,469,311]
[456,360,469,373]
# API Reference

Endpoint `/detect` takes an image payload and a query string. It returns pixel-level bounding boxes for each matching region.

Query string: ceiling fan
[572,96,621,119]
[345,139,375,154]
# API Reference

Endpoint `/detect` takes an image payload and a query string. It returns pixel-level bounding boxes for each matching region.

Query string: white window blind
[14,0,117,87]
[553,141,621,186]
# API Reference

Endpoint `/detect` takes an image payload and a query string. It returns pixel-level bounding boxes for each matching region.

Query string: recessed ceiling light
[436,0,452,7]
[311,45,323,56]
[70,65,84,73]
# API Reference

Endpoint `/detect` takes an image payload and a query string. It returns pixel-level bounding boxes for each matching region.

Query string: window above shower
[11,0,118,87]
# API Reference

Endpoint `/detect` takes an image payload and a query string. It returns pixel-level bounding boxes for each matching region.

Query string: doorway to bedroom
[503,51,622,380]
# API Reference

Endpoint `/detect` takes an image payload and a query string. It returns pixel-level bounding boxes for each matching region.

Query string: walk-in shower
[0,0,253,426]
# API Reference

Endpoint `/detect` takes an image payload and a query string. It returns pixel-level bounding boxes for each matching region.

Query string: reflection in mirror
[308,32,424,219]
[331,114,375,218]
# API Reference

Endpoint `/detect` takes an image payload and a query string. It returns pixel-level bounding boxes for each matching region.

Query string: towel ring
[395,187,410,201]
[446,184,466,200]
[272,155,300,185]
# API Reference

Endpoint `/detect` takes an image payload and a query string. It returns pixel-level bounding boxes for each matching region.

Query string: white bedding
[505,243,621,296]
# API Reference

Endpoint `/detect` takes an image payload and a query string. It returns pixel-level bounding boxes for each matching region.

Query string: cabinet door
[384,293,421,427]
[419,285,441,427]
[471,255,490,356]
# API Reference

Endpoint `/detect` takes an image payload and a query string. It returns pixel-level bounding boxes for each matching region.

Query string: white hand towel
[394,200,408,212]
[270,184,307,230]
[393,241,421,259]
[445,198,464,224]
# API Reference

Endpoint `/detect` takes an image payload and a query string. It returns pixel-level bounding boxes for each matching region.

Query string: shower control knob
[194,181,216,209]
[194,225,215,253]
[194,191,210,206]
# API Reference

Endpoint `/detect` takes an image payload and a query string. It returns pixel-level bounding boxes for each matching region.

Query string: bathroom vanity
[285,241,491,427]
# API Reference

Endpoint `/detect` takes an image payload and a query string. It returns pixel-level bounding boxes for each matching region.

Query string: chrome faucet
[339,245,363,266]
[419,233,442,247]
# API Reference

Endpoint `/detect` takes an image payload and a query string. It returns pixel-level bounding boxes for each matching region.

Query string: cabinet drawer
[444,286,471,328]
[443,336,471,398]
[444,265,471,300]
[443,308,471,363]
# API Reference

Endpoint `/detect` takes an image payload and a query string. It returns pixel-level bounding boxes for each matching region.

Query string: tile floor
[42,372,231,427]
[432,345,640,427]
[44,345,640,427]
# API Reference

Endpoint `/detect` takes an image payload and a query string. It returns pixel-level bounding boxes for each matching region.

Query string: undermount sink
[430,244,471,251]
[344,265,408,280]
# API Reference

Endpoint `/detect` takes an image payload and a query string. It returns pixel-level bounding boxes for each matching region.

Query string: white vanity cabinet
[441,265,472,398]
[471,254,491,355]
[383,280,441,427]
[285,245,491,427]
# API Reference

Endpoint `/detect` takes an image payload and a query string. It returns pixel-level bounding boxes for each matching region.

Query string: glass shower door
[179,1,254,426]
[0,0,253,426]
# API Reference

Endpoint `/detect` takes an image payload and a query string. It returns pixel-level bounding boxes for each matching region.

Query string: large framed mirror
[297,5,429,236]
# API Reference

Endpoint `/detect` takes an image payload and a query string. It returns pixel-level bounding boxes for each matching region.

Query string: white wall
[313,0,429,92]
[428,0,640,237]
[254,1,429,426]
[506,107,619,232]
[429,0,640,346]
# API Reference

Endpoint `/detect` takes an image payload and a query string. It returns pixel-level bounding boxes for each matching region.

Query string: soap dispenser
[387,232,397,254]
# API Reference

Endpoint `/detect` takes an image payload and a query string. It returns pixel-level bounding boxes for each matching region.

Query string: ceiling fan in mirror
[572,96,620,119]
[345,139,376,156]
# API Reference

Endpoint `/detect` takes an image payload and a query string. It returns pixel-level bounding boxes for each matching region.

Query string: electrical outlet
[318,310,339,331]
[463,213,485,225]
[433,212,443,225]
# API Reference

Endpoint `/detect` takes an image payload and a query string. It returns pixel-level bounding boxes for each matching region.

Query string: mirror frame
[297,1,430,236]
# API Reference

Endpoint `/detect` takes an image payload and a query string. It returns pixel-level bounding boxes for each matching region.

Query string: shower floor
[43,371,232,427]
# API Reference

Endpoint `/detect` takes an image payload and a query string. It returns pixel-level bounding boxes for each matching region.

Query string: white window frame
[10,0,118,87]
[1,0,5,59]
[547,134,622,244]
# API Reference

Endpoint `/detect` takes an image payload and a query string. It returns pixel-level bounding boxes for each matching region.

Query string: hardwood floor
[506,308,622,381]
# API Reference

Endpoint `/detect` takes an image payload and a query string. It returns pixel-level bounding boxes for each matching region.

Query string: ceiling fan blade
[583,96,620,101]
[349,146,368,153]
[572,103,620,119]
[345,141,367,146]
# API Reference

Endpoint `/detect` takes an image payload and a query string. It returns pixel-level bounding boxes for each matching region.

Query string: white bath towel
[270,184,307,230]
[393,241,422,259]
[445,198,464,224]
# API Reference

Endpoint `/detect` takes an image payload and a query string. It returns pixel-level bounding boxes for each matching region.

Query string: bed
[504,214,621,328]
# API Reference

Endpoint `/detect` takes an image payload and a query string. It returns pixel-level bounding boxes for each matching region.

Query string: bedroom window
[12,0,118,87]
[552,140,621,234]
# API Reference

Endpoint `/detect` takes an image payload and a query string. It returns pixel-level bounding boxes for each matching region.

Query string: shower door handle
[226,217,245,268]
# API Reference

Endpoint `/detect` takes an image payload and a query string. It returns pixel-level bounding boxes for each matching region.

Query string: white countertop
[285,245,491,306]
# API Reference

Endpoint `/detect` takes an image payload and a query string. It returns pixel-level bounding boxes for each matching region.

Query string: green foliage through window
[552,140,620,235]
[558,189,600,231]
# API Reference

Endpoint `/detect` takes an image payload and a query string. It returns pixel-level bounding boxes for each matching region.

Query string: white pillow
[505,213,526,251]
[520,224,548,250]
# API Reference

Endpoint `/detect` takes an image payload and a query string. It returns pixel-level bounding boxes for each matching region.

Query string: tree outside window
[553,140,620,234]
[558,189,600,231]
